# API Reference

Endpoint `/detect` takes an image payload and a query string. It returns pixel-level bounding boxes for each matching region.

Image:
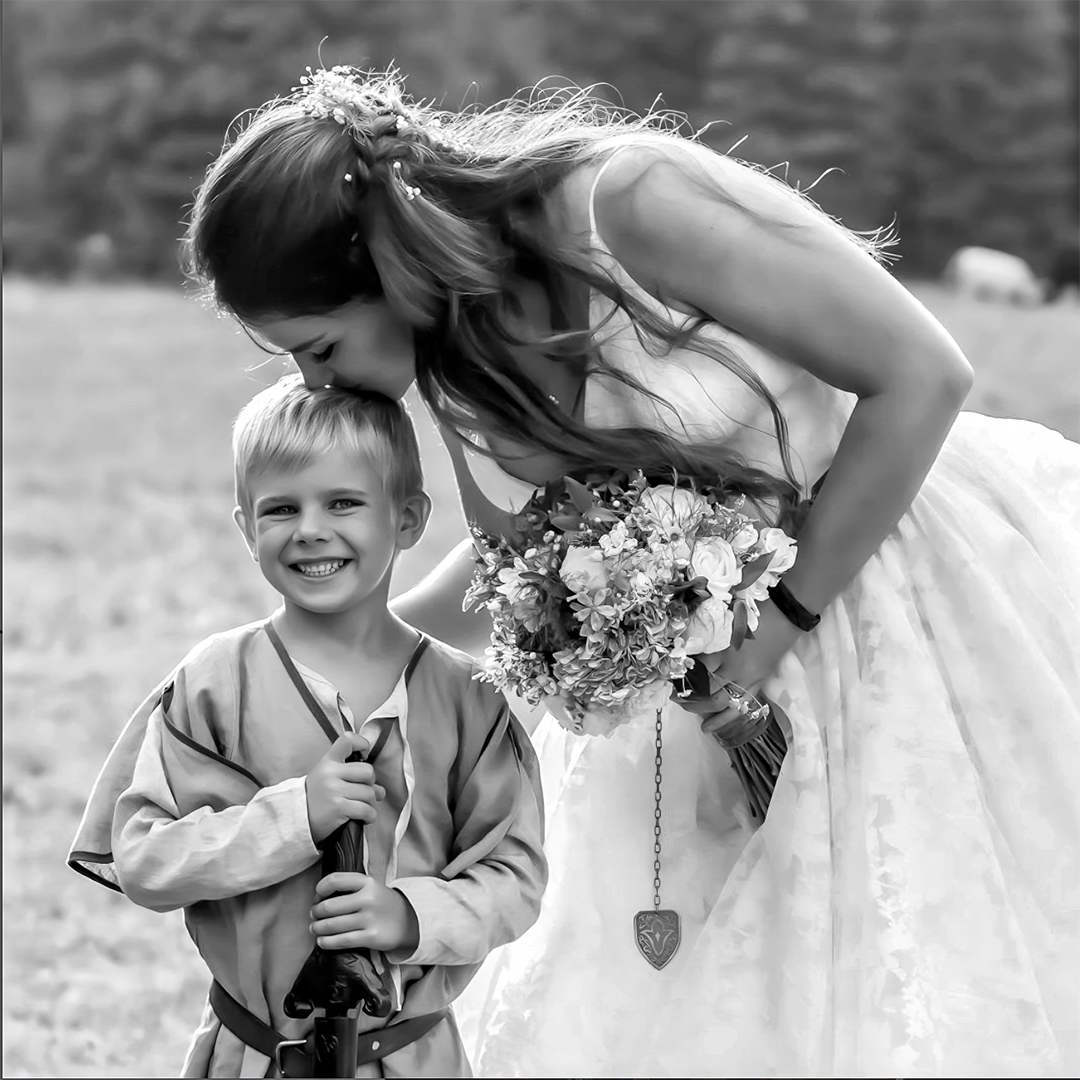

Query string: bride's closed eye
[312,343,336,363]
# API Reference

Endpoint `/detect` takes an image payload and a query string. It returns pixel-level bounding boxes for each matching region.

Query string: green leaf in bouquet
[666,574,711,606]
[738,552,774,590]
[731,599,751,649]
[548,512,585,532]
[584,507,621,523]
[563,475,596,514]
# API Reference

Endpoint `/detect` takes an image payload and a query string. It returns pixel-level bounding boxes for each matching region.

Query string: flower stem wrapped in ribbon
[466,470,798,818]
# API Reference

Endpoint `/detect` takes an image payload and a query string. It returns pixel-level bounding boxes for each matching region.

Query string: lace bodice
[456,138,857,518]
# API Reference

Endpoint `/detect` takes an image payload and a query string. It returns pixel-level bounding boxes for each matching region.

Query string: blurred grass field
[3,278,1077,1078]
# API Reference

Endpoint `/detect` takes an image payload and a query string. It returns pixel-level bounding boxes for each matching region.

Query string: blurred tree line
[3,0,1077,280]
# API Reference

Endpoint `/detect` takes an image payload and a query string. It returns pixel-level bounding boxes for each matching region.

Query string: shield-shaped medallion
[634,909,680,969]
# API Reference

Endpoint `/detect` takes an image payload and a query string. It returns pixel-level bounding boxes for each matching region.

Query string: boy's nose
[292,508,332,541]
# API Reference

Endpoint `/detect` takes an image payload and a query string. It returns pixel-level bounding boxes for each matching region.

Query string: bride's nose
[297,359,336,391]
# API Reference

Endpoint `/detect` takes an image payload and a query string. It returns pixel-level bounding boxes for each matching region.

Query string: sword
[282,750,393,1077]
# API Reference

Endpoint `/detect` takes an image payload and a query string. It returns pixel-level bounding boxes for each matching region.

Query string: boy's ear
[395,491,431,552]
[232,506,258,561]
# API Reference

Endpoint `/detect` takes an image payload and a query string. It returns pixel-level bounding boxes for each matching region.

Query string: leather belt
[209,979,448,1077]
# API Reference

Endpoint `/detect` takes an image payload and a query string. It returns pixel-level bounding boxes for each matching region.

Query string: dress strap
[587,144,639,238]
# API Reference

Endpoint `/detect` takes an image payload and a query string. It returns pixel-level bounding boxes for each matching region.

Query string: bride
[185,68,1078,1076]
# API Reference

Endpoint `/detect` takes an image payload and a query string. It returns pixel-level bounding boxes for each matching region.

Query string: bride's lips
[290,558,351,578]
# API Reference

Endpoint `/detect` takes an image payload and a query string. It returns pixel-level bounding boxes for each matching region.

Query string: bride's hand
[674,601,802,734]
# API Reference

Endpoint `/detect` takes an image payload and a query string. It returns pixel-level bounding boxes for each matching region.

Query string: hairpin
[392,160,420,201]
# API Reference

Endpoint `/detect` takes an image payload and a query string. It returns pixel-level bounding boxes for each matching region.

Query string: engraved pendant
[634,908,681,969]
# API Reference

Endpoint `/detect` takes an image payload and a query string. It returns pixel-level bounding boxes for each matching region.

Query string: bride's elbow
[865,346,973,421]
[898,343,974,412]
[938,348,975,406]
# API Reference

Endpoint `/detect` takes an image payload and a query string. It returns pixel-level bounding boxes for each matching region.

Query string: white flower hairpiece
[295,66,412,132]
[296,66,423,198]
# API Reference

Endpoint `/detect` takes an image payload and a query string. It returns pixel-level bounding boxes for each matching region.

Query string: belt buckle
[274,1036,313,1078]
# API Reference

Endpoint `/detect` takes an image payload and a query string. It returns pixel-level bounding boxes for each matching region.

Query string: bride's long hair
[185,68,885,524]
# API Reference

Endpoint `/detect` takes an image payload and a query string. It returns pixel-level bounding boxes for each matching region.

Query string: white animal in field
[943,246,1044,306]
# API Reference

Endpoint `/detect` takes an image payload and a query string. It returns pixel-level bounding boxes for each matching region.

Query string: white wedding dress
[452,145,1080,1078]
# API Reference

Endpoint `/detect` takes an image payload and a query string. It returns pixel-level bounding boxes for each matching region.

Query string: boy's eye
[330,498,363,510]
[312,343,336,363]
[263,504,296,516]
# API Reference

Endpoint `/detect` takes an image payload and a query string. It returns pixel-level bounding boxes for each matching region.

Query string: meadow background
[4,276,1077,1078]
[3,0,1079,1076]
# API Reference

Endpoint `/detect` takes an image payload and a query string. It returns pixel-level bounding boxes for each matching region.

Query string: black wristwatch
[768,580,821,632]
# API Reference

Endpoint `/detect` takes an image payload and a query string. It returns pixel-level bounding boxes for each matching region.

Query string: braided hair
[185,68,883,523]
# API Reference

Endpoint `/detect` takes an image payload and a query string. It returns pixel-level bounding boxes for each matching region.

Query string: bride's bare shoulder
[547,136,719,234]
[552,136,818,252]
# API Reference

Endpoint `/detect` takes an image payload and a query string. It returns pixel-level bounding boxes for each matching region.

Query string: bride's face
[250,299,416,400]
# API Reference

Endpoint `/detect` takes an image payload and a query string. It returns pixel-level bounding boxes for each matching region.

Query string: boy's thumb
[329,732,369,761]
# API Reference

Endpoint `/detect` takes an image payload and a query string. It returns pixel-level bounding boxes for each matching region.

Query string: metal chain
[652,707,663,913]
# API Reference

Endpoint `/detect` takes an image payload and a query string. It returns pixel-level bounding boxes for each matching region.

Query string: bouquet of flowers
[466,471,798,818]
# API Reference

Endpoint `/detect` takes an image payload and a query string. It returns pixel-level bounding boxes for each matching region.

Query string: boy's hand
[311,873,421,954]
[305,733,384,844]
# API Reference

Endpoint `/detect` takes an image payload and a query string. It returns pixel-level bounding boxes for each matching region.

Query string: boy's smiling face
[234,445,427,617]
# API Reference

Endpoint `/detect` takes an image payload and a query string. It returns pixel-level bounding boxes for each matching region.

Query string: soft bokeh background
[3,2,1078,1076]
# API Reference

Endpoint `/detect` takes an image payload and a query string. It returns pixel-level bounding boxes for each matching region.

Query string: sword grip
[312,1014,358,1078]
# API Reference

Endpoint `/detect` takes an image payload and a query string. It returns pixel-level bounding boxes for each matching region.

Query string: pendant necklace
[634,708,681,969]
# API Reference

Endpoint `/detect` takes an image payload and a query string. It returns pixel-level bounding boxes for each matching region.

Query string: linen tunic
[69,620,546,1077]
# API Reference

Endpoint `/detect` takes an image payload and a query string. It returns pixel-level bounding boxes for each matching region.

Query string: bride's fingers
[673,693,725,716]
[673,682,735,714]
[700,705,743,735]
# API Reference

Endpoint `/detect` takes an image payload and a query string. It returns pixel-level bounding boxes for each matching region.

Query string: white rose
[559,546,609,593]
[689,537,741,601]
[684,593,735,654]
[738,528,798,601]
[730,523,759,555]
[759,528,798,578]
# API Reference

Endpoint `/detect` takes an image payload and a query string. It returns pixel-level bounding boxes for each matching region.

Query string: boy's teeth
[296,560,346,577]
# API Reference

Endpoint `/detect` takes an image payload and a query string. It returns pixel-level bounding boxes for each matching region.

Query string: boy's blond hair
[233,374,424,513]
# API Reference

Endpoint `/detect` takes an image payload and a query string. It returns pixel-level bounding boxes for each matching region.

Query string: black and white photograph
[4,1,1079,1076]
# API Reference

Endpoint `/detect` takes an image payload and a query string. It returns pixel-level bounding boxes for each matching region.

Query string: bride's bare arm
[593,147,973,697]
[392,540,548,732]
[391,539,493,655]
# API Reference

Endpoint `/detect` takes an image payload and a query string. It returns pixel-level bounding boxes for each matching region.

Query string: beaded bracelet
[768,579,821,632]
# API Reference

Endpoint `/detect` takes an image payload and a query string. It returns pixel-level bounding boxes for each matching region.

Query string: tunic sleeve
[111,699,321,912]
[390,703,547,966]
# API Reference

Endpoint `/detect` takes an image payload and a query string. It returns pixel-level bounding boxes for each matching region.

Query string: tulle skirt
[456,413,1080,1078]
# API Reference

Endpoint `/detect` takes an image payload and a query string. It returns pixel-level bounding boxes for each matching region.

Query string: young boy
[68,375,546,1078]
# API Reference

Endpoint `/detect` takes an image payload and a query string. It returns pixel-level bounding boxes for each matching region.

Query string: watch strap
[768,579,821,632]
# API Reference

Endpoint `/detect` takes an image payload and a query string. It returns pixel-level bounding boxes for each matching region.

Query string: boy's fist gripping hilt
[284,751,393,1077]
